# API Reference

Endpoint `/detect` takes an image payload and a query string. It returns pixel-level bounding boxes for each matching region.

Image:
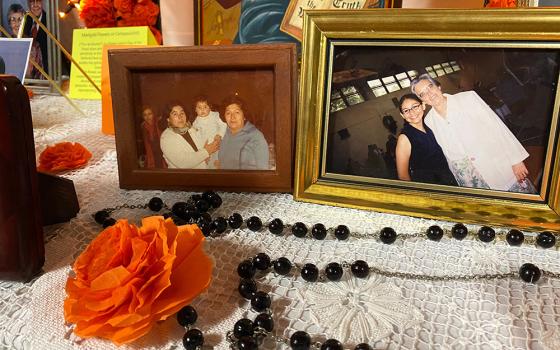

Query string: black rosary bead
[250,291,271,312]
[292,222,308,238]
[191,194,202,202]
[102,217,116,228]
[186,208,201,222]
[536,231,556,249]
[182,328,204,350]
[228,213,244,229]
[197,220,213,236]
[477,226,495,243]
[202,191,222,208]
[351,260,369,278]
[195,199,211,213]
[268,218,284,235]
[94,210,110,224]
[238,260,256,279]
[172,202,190,219]
[321,338,343,350]
[273,257,292,275]
[196,213,212,225]
[334,225,350,240]
[426,225,444,241]
[208,193,223,209]
[311,223,327,240]
[163,212,173,219]
[354,344,373,350]
[301,263,319,282]
[253,253,271,270]
[519,263,541,283]
[290,331,311,350]
[325,262,343,281]
[247,216,263,232]
[238,279,257,300]
[211,217,228,234]
[451,223,468,240]
[506,229,524,246]
[233,318,255,338]
[177,305,198,327]
[253,313,274,332]
[148,197,164,212]
[237,336,258,350]
[379,227,397,244]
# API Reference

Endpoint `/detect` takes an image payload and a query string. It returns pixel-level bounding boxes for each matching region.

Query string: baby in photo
[192,96,227,169]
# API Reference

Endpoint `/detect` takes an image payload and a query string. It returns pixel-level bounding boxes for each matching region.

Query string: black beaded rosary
[93,191,559,349]
[93,192,558,249]
[173,250,554,350]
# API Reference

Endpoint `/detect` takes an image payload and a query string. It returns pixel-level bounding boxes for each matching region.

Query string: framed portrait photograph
[109,43,297,192]
[295,8,560,231]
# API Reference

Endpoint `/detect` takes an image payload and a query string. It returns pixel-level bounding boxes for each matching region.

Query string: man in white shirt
[410,74,535,193]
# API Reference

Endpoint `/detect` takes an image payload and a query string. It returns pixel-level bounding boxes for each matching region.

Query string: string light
[58,1,79,19]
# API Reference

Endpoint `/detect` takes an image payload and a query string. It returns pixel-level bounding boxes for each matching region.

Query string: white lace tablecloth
[2,96,560,350]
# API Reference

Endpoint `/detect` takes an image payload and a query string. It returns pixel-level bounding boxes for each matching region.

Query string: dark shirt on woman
[401,122,457,186]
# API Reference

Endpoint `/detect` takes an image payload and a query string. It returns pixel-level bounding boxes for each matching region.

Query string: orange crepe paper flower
[64,217,213,345]
[485,0,517,7]
[37,142,92,172]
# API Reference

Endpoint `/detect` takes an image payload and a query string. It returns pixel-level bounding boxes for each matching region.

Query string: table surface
[1,96,560,350]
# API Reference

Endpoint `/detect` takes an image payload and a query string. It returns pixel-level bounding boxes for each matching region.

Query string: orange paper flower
[485,0,517,7]
[64,217,213,345]
[37,142,92,172]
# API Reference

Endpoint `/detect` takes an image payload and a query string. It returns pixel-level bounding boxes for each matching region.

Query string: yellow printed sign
[70,26,158,99]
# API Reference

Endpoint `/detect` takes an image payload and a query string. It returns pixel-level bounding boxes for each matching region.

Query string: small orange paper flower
[485,0,517,7]
[64,217,213,345]
[37,142,92,172]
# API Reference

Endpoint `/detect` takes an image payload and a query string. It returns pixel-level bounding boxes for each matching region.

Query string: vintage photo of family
[325,46,559,194]
[133,69,275,171]
[2,0,49,79]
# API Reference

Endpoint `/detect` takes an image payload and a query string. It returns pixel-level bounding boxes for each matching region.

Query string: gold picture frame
[294,8,560,231]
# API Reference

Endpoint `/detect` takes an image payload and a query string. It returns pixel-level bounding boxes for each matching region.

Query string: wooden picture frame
[295,8,560,231]
[109,44,297,192]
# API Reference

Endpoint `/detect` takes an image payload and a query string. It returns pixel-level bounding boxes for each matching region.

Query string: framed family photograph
[109,44,297,192]
[295,8,560,231]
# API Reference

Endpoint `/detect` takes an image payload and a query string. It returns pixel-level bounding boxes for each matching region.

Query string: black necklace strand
[93,193,559,249]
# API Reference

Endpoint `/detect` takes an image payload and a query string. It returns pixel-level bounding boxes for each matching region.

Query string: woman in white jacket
[410,74,536,193]
[159,103,220,169]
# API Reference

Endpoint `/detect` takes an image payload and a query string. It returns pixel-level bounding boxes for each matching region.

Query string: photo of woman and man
[2,0,48,79]
[325,46,559,194]
[134,70,274,171]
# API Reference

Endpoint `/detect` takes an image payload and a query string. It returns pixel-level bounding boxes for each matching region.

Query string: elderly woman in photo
[218,96,269,170]
[395,93,457,186]
[7,4,24,36]
[410,73,535,193]
[159,103,219,169]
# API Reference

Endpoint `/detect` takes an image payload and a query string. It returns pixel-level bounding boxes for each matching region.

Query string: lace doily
[0,96,559,349]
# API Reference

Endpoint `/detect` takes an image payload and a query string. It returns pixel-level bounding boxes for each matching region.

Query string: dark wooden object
[0,76,45,281]
[38,172,80,226]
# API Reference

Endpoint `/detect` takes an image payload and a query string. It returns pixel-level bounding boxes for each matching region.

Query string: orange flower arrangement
[37,142,92,172]
[485,0,517,7]
[64,216,213,344]
[79,0,162,43]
